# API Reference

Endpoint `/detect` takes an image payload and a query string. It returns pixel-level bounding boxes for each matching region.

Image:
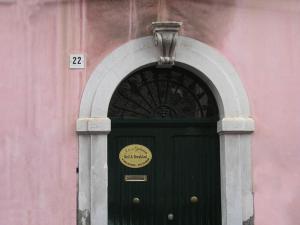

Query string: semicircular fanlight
[108,66,219,119]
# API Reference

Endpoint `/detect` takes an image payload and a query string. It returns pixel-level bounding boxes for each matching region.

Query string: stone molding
[76,116,255,134]
[217,117,255,134]
[152,21,182,66]
[77,36,255,225]
[77,117,111,134]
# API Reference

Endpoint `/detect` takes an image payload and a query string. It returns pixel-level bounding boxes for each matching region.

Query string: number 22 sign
[69,54,85,69]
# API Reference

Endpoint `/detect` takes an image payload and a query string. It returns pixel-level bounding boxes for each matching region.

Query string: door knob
[132,197,140,204]
[167,213,174,221]
[190,195,199,203]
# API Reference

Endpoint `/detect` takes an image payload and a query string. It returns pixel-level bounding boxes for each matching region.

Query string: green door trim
[111,118,218,128]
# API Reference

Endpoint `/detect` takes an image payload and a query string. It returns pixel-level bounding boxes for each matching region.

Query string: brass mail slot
[124,175,148,182]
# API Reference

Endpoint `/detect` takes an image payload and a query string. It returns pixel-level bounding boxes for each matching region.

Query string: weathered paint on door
[108,120,221,225]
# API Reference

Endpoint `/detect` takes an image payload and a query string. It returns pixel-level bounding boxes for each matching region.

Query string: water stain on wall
[86,0,237,72]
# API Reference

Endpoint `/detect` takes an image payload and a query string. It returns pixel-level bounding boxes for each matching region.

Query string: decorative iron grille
[108,66,218,119]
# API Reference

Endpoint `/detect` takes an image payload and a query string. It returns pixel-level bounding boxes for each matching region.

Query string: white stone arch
[77,36,255,225]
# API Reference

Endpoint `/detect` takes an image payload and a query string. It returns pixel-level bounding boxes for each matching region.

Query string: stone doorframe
[76,36,255,225]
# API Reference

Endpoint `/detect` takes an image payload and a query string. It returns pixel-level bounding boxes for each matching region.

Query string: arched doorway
[107,65,221,225]
[76,36,255,225]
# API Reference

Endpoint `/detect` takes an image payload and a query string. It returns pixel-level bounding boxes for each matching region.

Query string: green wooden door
[108,120,221,225]
[107,65,221,225]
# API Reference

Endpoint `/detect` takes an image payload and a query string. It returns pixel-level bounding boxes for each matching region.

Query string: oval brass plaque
[119,144,152,168]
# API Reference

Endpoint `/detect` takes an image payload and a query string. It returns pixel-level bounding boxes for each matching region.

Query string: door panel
[108,130,158,225]
[170,130,221,225]
[108,122,221,225]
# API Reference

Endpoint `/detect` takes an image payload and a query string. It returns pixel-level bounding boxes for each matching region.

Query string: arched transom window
[108,66,219,119]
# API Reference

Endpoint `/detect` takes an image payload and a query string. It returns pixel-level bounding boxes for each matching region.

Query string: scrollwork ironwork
[108,66,218,119]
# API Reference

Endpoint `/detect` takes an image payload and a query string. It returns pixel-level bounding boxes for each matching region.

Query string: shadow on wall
[86,0,236,70]
[167,0,237,46]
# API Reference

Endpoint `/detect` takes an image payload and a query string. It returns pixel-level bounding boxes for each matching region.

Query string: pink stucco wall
[1,1,300,225]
